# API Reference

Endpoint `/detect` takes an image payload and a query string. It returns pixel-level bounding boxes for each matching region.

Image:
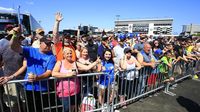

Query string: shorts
[59,94,80,105]
[98,83,114,89]
[59,94,81,112]
[3,83,24,107]
[147,74,158,86]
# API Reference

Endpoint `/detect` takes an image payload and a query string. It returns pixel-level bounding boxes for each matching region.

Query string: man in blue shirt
[133,36,146,53]
[10,26,56,112]
[137,43,156,95]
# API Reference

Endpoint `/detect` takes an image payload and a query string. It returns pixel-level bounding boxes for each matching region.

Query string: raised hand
[55,12,63,22]
[10,26,21,37]
[13,26,21,33]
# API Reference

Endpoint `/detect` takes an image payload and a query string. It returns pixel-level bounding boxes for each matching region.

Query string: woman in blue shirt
[97,49,115,106]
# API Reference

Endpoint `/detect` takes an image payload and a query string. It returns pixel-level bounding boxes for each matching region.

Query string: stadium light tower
[116,15,120,20]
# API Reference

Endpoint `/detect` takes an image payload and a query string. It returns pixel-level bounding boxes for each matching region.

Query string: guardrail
[0,60,199,112]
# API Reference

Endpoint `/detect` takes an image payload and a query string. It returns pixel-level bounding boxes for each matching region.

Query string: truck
[0,7,42,35]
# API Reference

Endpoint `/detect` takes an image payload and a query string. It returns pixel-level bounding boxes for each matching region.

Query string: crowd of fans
[0,12,200,112]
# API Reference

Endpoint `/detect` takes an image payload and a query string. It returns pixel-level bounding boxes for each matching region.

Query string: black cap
[63,33,71,38]
[124,48,132,54]
[102,35,108,41]
[40,37,54,46]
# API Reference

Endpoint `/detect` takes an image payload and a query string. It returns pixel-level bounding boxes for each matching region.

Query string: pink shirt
[56,60,80,97]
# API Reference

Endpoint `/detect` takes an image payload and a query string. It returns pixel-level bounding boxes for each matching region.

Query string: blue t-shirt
[98,61,115,86]
[23,47,56,91]
[134,43,144,51]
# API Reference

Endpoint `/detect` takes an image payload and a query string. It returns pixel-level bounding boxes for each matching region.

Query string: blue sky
[0,0,200,34]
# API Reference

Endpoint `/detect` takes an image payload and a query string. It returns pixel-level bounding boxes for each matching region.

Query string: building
[114,18,173,36]
[77,25,114,36]
[182,24,200,36]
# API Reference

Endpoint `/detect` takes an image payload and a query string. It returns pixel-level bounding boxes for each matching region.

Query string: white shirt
[113,45,125,66]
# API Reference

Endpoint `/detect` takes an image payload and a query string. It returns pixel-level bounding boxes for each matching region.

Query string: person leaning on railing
[96,49,115,106]
[137,43,156,95]
[9,26,56,112]
[158,50,174,82]
[77,47,97,96]
[119,48,141,108]
[52,47,100,112]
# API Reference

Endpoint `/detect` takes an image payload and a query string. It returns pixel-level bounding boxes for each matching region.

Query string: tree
[192,33,200,36]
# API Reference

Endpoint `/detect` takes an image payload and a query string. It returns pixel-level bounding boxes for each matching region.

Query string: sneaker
[139,98,144,102]
[114,110,120,112]
[101,108,107,112]
[193,75,199,79]
[170,87,175,90]
[122,105,127,109]
[101,104,107,112]
[172,84,177,87]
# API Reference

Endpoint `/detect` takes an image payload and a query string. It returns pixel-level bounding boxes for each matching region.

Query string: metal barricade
[113,65,165,109]
[1,72,115,112]
[112,60,199,110]
[1,60,199,112]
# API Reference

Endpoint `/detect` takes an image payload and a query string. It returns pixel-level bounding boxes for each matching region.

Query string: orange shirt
[54,42,77,61]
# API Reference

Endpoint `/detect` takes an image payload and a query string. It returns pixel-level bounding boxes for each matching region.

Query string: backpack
[81,95,96,112]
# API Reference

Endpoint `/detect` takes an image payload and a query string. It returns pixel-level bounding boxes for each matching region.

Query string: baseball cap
[40,37,54,46]
[63,33,71,39]
[140,35,146,40]
[127,33,134,38]
[36,28,44,34]
[119,34,126,41]
[102,35,108,41]
[124,48,132,54]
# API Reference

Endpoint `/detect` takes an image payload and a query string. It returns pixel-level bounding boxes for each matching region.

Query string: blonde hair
[80,47,88,57]
[63,47,72,54]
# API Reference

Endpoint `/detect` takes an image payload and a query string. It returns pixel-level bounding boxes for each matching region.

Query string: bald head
[143,43,151,53]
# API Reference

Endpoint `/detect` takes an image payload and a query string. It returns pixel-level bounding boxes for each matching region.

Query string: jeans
[0,85,9,112]
[26,90,49,112]
[59,94,80,112]
[137,75,147,96]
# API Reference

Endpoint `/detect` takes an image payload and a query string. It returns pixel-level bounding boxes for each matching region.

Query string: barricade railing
[1,60,199,112]
[1,72,112,112]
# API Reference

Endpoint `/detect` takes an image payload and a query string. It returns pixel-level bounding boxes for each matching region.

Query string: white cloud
[0,7,15,11]
[0,7,16,13]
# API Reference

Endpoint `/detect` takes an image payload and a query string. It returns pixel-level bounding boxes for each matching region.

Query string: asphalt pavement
[120,79,200,112]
